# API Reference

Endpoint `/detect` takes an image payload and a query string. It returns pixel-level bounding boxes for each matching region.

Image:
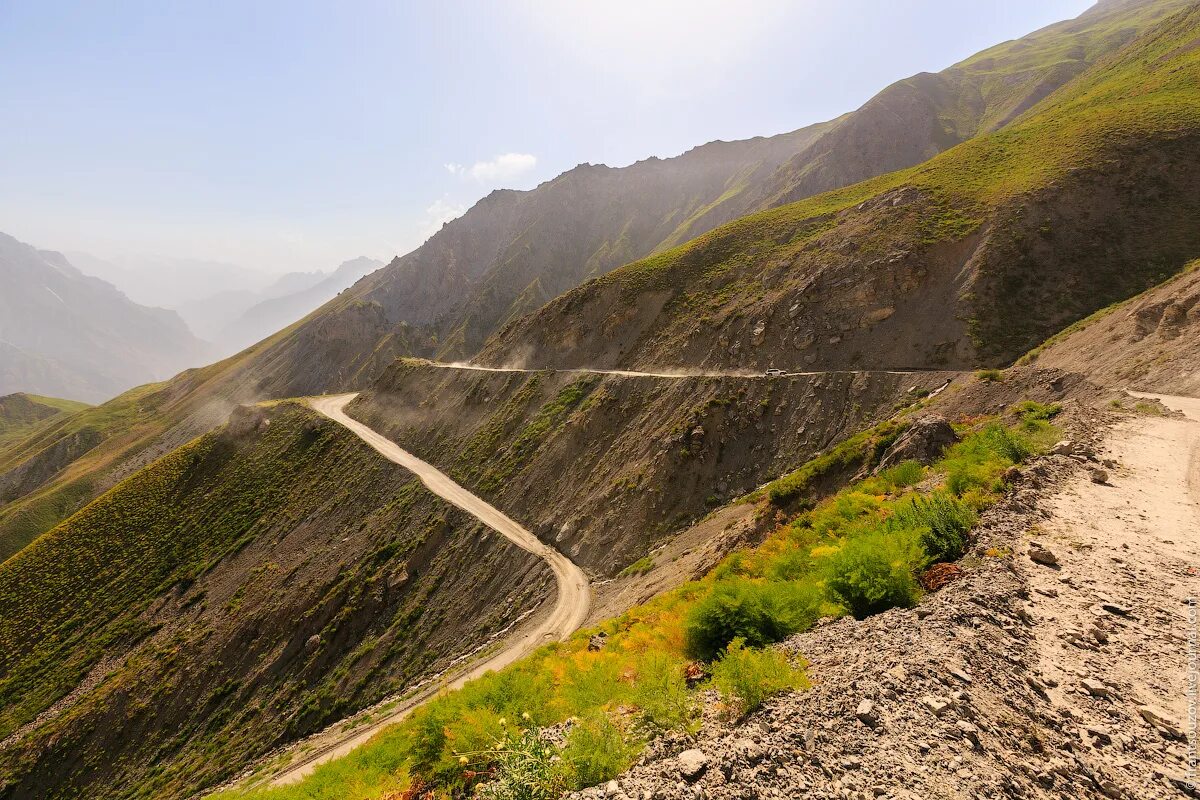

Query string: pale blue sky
[0,0,1092,273]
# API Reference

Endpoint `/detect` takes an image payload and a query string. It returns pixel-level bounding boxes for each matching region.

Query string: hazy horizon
[2,0,1092,274]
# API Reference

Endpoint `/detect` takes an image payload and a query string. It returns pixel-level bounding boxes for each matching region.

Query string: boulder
[876,415,960,470]
[677,749,709,780]
[855,698,878,727]
[1029,543,1059,567]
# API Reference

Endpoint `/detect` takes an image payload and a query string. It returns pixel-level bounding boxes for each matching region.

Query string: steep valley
[0,405,551,799]
[347,363,956,574]
[1,2,1199,798]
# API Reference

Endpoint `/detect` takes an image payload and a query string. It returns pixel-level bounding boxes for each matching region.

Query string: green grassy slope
[0,394,89,450]
[218,393,1064,800]
[756,0,1193,207]
[479,3,1200,373]
[0,404,550,799]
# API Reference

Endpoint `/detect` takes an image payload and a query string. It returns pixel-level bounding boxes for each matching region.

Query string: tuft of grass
[820,524,926,619]
[710,638,808,717]
[683,578,824,661]
[975,369,1004,382]
[561,713,642,789]
[629,650,697,732]
[890,490,977,563]
[619,555,655,577]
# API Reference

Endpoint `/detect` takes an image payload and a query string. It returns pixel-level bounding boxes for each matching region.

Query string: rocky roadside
[573,406,1199,800]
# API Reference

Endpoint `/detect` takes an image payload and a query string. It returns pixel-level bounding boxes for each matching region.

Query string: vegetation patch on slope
[222,401,1059,800]
[0,404,551,800]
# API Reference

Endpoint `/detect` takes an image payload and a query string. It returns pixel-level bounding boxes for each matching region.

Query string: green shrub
[561,713,641,789]
[473,724,569,800]
[619,555,654,577]
[763,546,815,582]
[709,638,807,716]
[977,423,1032,463]
[875,460,925,492]
[941,422,1038,496]
[891,491,977,563]
[683,578,824,661]
[821,526,924,619]
[808,491,881,536]
[559,657,629,717]
[1014,400,1061,422]
[630,650,696,731]
[975,369,1003,382]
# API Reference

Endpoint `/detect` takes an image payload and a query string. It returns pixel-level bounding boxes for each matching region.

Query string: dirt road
[1017,391,1200,795]
[262,393,591,786]
[433,360,941,380]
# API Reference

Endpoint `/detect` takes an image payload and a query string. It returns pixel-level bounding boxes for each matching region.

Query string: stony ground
[575,401,1200,800]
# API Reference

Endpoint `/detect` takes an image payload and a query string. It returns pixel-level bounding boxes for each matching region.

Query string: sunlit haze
[1,0,1091,274]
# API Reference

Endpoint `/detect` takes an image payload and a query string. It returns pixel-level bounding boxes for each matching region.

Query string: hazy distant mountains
[0,233,208,402]
[67,250,384,357]
[215,256,383,354]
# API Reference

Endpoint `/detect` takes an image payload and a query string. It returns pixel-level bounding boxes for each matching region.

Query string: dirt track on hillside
[258,393,591,786]
[437,360,940,380]
[566,394,1200,799]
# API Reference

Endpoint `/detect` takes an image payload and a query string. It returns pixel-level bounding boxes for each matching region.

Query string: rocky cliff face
[348,362,954,574]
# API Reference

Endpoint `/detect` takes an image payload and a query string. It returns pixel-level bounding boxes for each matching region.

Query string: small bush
[558,657,629,717]
[473,724,569,800]
[978,423,1032,462]
[561,713,641,789]
[684,578,824,661]
[821,525,924,619]
[875,460,925,492]
[975,369,1003,382]
[630,650,696,731]
[891,491,977,563]
[1014,400,1061,422]
[710,638,807,716]
[619,556,654,577]
[763,546,814,582]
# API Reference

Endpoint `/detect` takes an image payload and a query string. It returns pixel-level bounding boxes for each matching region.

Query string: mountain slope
[754,0,1192,208]
[0,234,209,402]
[1028,258,1200,393]
[0,0,1189,568]
[216,256,383,354]
[0,403,551,799]
[480,2,1200,373]
[0,394,89,451]
[207,0,1187,395]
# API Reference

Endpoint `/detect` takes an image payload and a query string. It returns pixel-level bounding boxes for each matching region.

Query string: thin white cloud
[445,153,538,185]
[418,197,467,242]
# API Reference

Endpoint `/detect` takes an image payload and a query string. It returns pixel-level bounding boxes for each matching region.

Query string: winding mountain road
[434,361,939,380]
[265,393,590,785]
